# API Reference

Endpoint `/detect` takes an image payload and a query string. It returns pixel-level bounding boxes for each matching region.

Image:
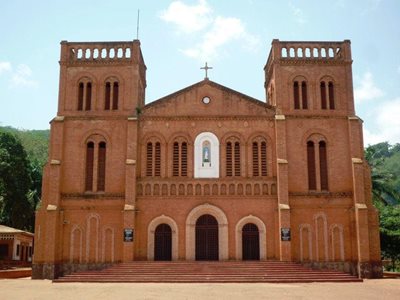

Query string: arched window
[307,141,316,190]
[97,142,106,191]
[319,141,328,190]
[293,79,308,109]
[78,79,93,111]
[328,82,335,109]
[85,142,94,191]
[320,82,327,109]
[307,138,329,191]
[301,81,308,109]
[320,80,335,110]
[146,141,161,177]
[252,139,267,177]
[293,81,300,109]
[172,141,188,177]
[104,79,119,110]
[226,140,241,177]
[85,139,107,192]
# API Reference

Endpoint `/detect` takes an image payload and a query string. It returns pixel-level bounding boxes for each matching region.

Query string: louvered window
[146,142,153,177]
[252,142,259,176]
[181,142,188,176]
[261,141,267,176]
[234,142,241,176]
[155,142,161,177]
[173,142,179,176]
[226,142,232,176]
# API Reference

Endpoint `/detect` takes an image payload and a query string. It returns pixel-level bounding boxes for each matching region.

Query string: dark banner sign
[281,228,291,241]
[124,228,134,242]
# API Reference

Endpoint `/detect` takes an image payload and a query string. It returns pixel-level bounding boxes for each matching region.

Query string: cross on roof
[200,62,213,79]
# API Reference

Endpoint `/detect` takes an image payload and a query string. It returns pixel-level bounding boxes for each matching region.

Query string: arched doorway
[195,214,219,260]
[242,223,260,260]
[154,224,172,261]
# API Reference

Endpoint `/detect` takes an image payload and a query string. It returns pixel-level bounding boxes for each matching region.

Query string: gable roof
[143,79,274,111]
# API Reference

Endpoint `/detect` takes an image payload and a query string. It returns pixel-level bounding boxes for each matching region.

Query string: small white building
[0,225,34,264]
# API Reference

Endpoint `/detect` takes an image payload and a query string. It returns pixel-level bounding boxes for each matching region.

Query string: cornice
[61,193,125,200]
[279,59,352,67]
[289,191,353,198]
[140,115,275,122]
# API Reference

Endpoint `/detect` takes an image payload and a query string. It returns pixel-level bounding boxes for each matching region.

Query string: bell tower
[33,40,146,279]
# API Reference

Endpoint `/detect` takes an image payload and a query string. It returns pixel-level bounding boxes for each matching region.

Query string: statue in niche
[202,141,211,166]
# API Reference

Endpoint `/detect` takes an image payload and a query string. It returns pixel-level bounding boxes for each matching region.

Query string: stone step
[54,261,361,283]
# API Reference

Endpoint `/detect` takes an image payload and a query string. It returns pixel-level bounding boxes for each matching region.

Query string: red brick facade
[32,39,382,279]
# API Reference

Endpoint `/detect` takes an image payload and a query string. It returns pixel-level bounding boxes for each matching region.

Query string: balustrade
[137,178,277,197]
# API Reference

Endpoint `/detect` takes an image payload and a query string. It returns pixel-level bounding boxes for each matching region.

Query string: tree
[365,143,400,205]
[0,132,35,231]
[378,203,400,271]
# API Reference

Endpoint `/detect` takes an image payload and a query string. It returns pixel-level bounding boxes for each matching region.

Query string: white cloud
[354,72,384,103]
[160,0,212,34]
[10,64,38,88]
[364,97,400,145]
[181,16,259,61]
[289,2,307,24]
[0,61,12,75]
[160,0,260,62]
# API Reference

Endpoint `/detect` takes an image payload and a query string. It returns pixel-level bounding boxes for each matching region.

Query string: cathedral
[32,39,382,279]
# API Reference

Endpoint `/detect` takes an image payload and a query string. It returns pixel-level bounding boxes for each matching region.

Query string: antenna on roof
[136,9,140,40]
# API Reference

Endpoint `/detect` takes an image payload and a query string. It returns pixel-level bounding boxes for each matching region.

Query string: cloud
[160,0,212,33]
[160,1,260,61]
[364,98,400,145]
[289,2,307,24]
[10,64,38,88]
[354,72,384,103]
[0,62,12,75]
[181,16,260,61]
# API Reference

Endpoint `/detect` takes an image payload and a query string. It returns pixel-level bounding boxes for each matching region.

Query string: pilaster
[275,114,291,261]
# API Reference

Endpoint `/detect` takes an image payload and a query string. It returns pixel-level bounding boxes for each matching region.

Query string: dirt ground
[0,278,399,300]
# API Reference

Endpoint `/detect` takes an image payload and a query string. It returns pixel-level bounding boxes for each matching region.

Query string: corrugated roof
[0,225,34,236]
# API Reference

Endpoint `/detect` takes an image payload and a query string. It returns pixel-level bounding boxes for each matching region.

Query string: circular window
[202,96,211,104]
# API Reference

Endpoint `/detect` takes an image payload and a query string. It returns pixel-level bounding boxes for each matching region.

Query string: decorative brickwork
[32,39,382,279]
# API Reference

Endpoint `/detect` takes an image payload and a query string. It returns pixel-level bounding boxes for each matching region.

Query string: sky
[0,0,399,146]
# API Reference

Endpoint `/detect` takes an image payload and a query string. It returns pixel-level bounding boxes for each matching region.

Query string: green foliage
[0,132,36,231]
[376,203,400,271]
[365,142,400,205]
[0,126,49,169]
[365,142,400,270]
